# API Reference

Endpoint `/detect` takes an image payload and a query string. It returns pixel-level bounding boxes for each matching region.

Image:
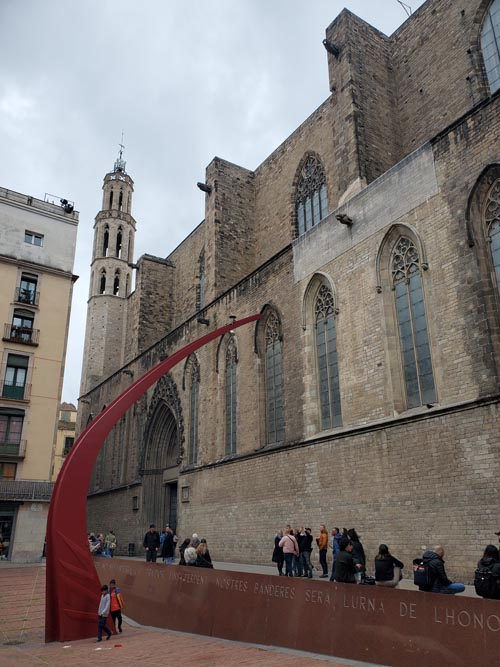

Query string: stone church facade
[80,0,500,580]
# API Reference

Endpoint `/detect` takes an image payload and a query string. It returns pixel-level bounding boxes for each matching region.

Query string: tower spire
[114,131,126,173]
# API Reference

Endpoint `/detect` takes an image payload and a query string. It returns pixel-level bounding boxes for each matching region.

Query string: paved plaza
[0,562,391,667]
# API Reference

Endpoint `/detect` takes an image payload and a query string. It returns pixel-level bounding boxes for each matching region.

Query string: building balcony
[0,439,26,459]
[3,324,39,346]
[2,382,31,401]
[0,478,53,502]
[14,287,40,307]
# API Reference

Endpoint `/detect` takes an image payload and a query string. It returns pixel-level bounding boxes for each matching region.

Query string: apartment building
[0,187,77,562]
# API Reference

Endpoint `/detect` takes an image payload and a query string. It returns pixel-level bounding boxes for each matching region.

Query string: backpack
[474,567,500,599]
[413,558,432,589]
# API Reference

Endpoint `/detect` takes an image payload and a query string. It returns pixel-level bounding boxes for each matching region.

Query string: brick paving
[0,564,385,667]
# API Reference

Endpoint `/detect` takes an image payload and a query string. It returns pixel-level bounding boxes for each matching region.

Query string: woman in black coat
[272,530,285,576]
[347,528,366,581]
[374,544,404,587]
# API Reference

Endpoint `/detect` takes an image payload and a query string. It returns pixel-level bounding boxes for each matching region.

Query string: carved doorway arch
[141,374,183,531]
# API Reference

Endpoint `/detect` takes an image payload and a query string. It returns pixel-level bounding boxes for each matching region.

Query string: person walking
[374,544,404,587]
[316,524,329,578]
[418,546,465,594]
[109,579,124,633]
[279,527,299,577]
[161,526,175,564]
[272,530,285,576]
[143,524,160,562]
[95,584,112,642]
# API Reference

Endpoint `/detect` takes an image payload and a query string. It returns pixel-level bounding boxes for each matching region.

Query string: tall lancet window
[188,358,200,465]
[485,179,500,295]
[265,312,284,443]
[481,0,500,94]
[315,285,342,429]
[109,190,114,209]
[103,225,109,257]
[99,270,106,295]
[113,270,120,296]
[392,237,435,408]
[225,336,237,455]
[116,227,123,258]
[118,190,123,211]
[296,155,328,237]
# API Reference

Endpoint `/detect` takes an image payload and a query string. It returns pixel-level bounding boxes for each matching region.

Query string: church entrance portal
[142,397,181,531]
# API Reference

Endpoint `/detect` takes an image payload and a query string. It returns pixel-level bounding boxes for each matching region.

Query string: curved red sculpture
[45,314,260,643]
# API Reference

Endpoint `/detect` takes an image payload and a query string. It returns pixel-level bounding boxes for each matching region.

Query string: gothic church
[79,0,500,580]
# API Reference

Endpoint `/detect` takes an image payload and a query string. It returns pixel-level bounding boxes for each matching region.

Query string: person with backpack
[474,545,500,599]
[416,546,465,594]
[109,579,124,633]
[279,527,299,577]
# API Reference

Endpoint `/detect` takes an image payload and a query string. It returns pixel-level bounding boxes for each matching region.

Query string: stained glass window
[188,359,200,465]
[485,179,500,295]
[225,337,237,455]
[265,313,284,443]
[296,156,328,236]
[481,0,500,94]
[315,285,342,429]
[391,237,435,408]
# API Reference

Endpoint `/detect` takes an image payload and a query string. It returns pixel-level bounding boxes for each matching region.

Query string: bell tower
[80,146,136,395]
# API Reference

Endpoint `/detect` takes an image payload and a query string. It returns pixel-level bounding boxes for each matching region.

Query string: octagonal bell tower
[80,146,136,394]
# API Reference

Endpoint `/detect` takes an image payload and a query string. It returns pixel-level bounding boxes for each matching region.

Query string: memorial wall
[95,560,499,667]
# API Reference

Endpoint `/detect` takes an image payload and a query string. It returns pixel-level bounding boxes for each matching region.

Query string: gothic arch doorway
[141,374,184,531]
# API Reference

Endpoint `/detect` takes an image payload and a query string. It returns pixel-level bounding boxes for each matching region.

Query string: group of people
[143,524,214,569]
[88,530,117,558]
[95,578,124,642]
[272,525,500,598]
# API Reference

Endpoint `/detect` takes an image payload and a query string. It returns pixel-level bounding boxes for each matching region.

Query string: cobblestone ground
[0,564,383,667]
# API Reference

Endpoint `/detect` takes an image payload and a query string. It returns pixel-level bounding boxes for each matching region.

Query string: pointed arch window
[225,337,237,455]
[116,227,123,258]
[103,225,109,257]
[265,312,284,443]
[99,270,106,295]
[391,237,435,408]
[481,0,500,94]
[113,270,120,296]
[118,190,123,211]
[315,285,342,429]
[188,359,200,465]
[109,190,113,209]
[296,155,328,237]
[485,179,500,295]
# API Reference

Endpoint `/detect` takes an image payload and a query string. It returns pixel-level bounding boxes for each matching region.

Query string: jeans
[111,609,122,632]
[97,615,112,640]
[284,552,294,577]
[104,547,114,558]
[302,551,313,577]
[293,554,303,576]
[447,583,465,594]
[319,548,328,575]
[146,549,158,562]
[163,556,174,564]
[330,557,336,581]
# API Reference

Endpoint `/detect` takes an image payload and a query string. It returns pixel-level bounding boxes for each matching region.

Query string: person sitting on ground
[475,544,500,599]
[178,538,190,565]
[195,543,214,568]
[184,546,197,566]
[199,538,212,564]
[374,544,404,588]
[419,545,465,595]
[334,538,361,584]
[191,533,201,549]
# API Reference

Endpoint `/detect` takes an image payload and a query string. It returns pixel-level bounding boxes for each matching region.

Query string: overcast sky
[0,0,425,405]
